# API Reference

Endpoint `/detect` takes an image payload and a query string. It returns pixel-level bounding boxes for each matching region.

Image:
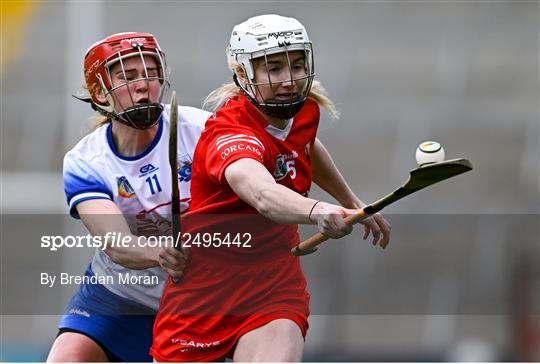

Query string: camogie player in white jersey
[46,32,211,362]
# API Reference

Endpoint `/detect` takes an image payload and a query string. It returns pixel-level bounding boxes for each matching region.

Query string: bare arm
[224,158,356,238]
[225,159,316,224]
[76,199,185,277]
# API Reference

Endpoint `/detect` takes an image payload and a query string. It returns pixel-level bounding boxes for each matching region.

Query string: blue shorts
[58,265,156,362]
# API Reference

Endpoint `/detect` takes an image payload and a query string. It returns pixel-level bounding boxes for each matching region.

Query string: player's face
[252,51,308,104]
[108,55,161,112]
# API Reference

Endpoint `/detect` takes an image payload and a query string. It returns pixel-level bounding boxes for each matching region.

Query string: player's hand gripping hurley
[292,158,473,256]
[168,91,182,282]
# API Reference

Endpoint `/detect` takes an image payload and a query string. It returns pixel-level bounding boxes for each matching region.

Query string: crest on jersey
[178,154,192,182]
[117,176,135,198]
[273,155,289,181]
[304,142,311,161]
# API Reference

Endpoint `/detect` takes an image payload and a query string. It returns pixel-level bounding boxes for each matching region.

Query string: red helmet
[83,32,170,129]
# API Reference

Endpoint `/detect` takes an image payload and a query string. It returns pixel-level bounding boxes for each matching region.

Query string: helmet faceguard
[83,32,170,129]
[228,15,315,120]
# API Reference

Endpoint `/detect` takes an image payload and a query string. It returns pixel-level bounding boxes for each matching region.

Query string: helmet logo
[268,31,294,39]
[120,37,146,47]
[85,59,100,80]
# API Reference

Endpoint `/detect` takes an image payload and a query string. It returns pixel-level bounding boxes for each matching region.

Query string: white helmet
[228,14,315,119]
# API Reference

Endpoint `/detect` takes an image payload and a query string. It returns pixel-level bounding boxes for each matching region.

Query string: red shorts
[151,251,310,362]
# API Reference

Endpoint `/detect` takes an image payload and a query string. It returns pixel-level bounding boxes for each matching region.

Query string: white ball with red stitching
[416,141,445,166]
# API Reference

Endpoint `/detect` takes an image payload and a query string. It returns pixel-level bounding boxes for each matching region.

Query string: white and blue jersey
[59,105,209,362]
[63,104,210,310]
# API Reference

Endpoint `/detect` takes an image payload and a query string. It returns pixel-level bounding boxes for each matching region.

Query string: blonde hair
[89,115,111,131]
[203,55,340,120]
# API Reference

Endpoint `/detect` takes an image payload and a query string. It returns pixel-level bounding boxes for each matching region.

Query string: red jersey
[151,95,319,361]
[187,94,319,259]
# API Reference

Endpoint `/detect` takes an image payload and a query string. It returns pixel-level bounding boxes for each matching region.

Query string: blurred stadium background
[1,0,538,361]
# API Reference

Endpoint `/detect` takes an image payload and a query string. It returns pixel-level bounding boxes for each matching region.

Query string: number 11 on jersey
[146,174,162,195]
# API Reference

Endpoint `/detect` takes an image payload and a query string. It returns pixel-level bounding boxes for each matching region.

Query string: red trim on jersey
[143,198,191,214]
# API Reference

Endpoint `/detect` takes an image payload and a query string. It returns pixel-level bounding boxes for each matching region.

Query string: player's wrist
[137,237,160,266]
[336,192,363,210]
[308,200,321,224]
[347,197,366,210]
[310,201,334,225]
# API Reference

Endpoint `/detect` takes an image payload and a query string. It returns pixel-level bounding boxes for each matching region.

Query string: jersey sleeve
[205,126,266,184]
[63,151,113,218]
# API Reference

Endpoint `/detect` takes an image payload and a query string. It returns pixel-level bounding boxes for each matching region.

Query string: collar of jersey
[240,95,293,140]
[106,116,163,161]
[264,119,293,141]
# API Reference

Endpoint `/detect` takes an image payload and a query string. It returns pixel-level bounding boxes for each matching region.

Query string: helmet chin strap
[259,98,306,119]
[233,74,307,120]
[116,103,163,130]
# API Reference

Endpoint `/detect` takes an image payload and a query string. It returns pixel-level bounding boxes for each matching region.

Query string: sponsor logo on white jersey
[139,163,159,177]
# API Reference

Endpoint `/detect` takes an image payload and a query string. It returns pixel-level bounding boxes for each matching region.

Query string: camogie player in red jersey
[151,14,391,362]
